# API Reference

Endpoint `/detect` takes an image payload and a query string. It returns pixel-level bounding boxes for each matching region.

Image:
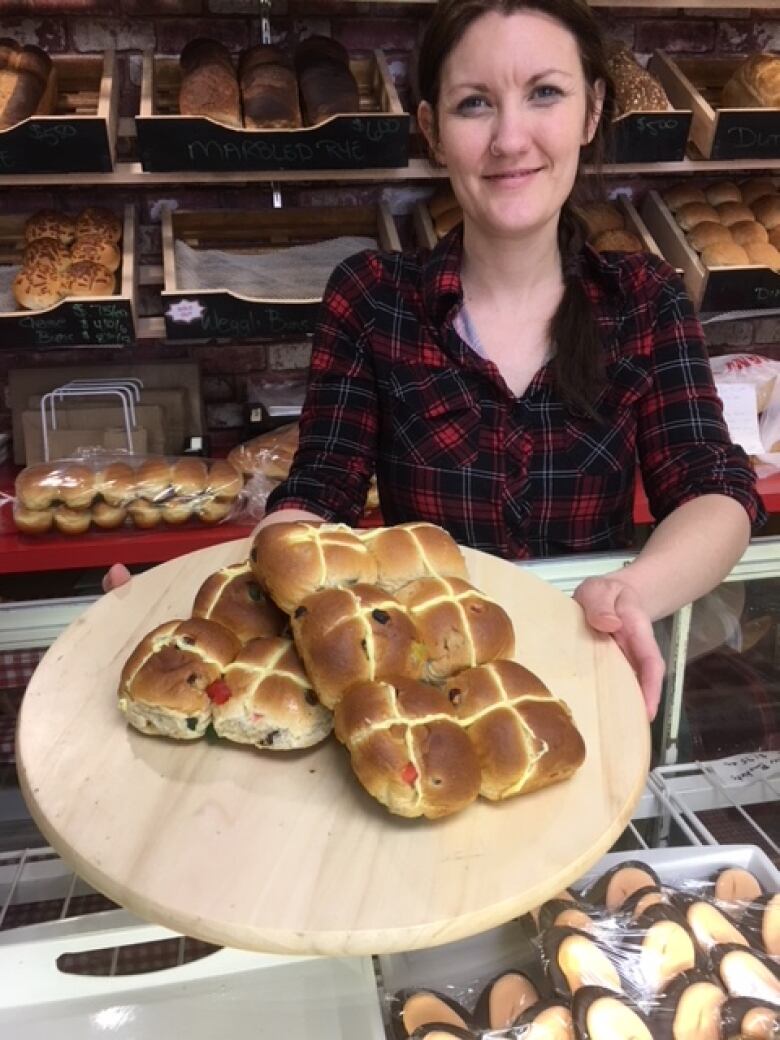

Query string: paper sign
[715,382,765,455]
[706,751,780,788]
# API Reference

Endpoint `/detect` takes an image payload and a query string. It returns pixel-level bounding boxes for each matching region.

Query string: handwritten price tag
[707,751,780,788]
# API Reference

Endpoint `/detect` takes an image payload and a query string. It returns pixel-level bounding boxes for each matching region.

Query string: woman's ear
[418,100,445,166]
[583,78,606,145]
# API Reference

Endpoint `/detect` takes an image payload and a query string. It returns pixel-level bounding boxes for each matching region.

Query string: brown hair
[417,0,616,416]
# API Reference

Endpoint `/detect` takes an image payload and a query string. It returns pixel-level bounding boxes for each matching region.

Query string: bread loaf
[591,229,644,253]
[721,54,780,109]
[294,35,360,125]
[0,39,54,129]
[228,422,299,480]
[358,522,469,592]
[214,636,333,750]
[192,561,286,644]
[179,37,241,128]
[239,45,301,129]
[606,42,670,114]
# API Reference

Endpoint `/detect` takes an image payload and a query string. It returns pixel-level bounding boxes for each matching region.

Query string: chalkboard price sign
[711,111,780,160]
[609,112,692,164]
[137,114,410,172]
[0,118,113,174]
[164,292,318,341]
[702,267,780,313]
[0,299,134,349]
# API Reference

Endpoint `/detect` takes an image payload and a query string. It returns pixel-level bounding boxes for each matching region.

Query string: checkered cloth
[0,649,43,691]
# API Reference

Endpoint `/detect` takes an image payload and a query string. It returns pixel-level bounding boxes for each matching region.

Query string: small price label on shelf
[707,751,780,788]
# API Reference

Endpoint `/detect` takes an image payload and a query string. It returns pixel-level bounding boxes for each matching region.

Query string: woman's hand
[102,563,132,593]
[572,575,665,721]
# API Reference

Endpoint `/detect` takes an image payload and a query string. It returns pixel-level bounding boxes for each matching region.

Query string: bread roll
[239,45,301,129]
[0,40,54,129]
[205,459,243,499]
[13,261,63,310]
[663,184,708,213]
[75,207,123,244]
[22,236,70,272]
[591,229,644,253]
[290,583,424,709]
[179,37,241,128]
[251,521,378,614]
[676,202,721,231]
[13,504,53,535]
[171,457,208,497]
[57,463,96,508]
[70,234,121,273]
[686,221,733,252]
[128,498,162,529]
[444,661,586,798]
[24,209,76,245]
[740,179,778,206]
[434,206,463,238]
[135,458,173,502]
[160,496,194,525]
[196,497,234,524]
[752,195,780,231]
[395,575,515,683]
[118,617,241,739]
[15,462,61,509]
[701,242,750,267]
[62,260,114,298]
[745,242,780,268]
[53,504,91,535]
[716,201,755,227]
[579,202,624,238]
[334,676,483,819]
[729,220,768,248]
[704,181,742,206]
[294,35,359,126]
[215,636,333,750]
[91,501,127,529]
[769,226,780,251]
[358,522,469,592]
[721,54,780,109]
[97,462,136,506]
[192,560,286,644]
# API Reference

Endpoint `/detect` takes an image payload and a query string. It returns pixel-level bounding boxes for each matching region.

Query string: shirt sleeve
[265,251,380,525]
[637,268,766,533]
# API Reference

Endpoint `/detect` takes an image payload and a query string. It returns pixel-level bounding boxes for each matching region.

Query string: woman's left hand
[572,576,665,721]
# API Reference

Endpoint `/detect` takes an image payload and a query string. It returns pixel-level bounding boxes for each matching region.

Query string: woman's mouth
[485,168,541,182]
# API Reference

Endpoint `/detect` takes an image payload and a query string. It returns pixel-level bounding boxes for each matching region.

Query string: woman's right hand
[102,563,132,593]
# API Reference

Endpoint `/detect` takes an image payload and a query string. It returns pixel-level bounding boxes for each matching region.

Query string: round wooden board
[17,539,650,957]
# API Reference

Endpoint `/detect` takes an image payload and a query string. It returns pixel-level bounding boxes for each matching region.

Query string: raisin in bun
[24,209,76,245]
[752,194,780,232]
[704,181,742,206]
[701,242,750,267]
[97,461,136,506]
[335,676,482,818]
[58,463,97,508]
[53,504,91,535]
[444,661,586,799]
[358,522,468,592]
[214,636,333,750]
[91,500,127,530]
[75,206,122,243]
[290,583,425,710]
[118,618,241,739]
[676,202,721,231]
[70,234,121,273]
[716,201,755,228]
[15,462,62,510]
[591,229,644,253]
[192,560,286,644]
[13,504,53,535]
[745,242,780,268]
[251,521,378,614]
[729,220,768,248]
[62,260,114,297]
[22,236,70,271]
[663,184,707,213]
[13,261,63,310]
[686,222,733,252]
[395,575,515,683]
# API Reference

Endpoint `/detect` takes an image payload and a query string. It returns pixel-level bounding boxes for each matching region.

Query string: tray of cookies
[161,202,400,341]
[17,522,649,957]
[0,42,117,174]
[641,180,780,312]
[136,36,409,172]
[0,204,135,348]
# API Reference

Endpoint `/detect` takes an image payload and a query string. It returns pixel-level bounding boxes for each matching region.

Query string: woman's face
[420,9,603,242]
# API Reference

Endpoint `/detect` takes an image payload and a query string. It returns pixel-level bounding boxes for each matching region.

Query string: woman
[108,0,763,719]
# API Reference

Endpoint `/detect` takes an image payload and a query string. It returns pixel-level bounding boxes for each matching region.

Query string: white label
[707,751,780,788]
[166,298,205,324]
[715,382,765,456]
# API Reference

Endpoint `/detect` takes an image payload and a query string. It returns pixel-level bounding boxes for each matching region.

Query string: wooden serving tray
[16,538,650,957]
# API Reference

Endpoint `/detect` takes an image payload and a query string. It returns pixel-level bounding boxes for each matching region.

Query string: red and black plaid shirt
[266,230,764,559]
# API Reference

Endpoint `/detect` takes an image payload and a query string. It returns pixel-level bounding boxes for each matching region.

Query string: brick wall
[0,2,778,449]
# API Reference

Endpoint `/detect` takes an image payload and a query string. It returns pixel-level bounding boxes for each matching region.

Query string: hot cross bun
[192,561,287,645]
[358,521,469,592]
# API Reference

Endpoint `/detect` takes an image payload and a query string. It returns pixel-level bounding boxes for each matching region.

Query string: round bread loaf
[704,181,742,206]
[205,459,243,499]
[22,236,70,271]
[293,35,351,76]
[579,202,624,238]
[128,498,162,528]
[196,497,234,524]
[91,500,127,529]
[58,463,97,508]
[192,560,287,644]
[298,61,360,125]
[160,496,194,525]
[716,201,755,228]
[97,461,136,506]
[179,37,241,128]
[214,636,333,750]
[241,59,302,129]
[443,661,586,799]
[729,220,768,248]
[740,179,777,206]
[251,521,378,614]
[53,504,91,535]
[24,209,76,245]
[13,261,63,310]
[701,242,750,267]
[752,194,780,231]
[395,575,516,683]
[135,457,173,502]
[70,234,121,272]
[13,504,53,535]
[75,207,122,243]
[591,229,644,253]
[62,260,114,298]
[663,184,707,213]
[290,583,425,710]
[434,206,463,238]
[334,676,482,819]
[358,522,468,592]
[181,36,234,75]
[118,617,241,739]
[745,242,780,268]
[15,461,62,509]
[171,457,208,497]
[686,221,733,252]
[676,202,721,231]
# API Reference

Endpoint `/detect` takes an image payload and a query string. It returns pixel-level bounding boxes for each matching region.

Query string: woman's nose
[489,101,532,157]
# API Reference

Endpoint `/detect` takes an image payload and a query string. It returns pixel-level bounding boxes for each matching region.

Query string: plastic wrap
[710,353,780,474]
[12,451,245,536]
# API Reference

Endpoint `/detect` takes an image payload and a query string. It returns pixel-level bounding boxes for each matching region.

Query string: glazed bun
[716,201,755,227]
[62,260,114,297]
[118,618,241,739]
[70,234,121,272]
[740,179,777,206]
[745,242,780,268]
[13,504,53,535]
[53,504,91,535]
[15,462,62,509]
[171,457,208,497]
[334,675,483,819]
[127,498,162,529]
[13,262,63,310]
[135,458,173,502]
[22,236,70,271]
[729,220,768,248]
[579,202,624,238]
[91,500,127,529]
[752,194,780,231]
[676,202,721,231]
[395,575,515,683]
[701,242,750,267]
[591,229,644,253]
[58,463,97,508]
[290,583,425,710]
[214,636,333,750]
[75,206,123,243]
[686,221,733,252]
[358,522,468,592]
[97,462,136,506]
[24,209,76,245]
[663,184,707,213]
[205,459,243,499]
[192,560,286,644]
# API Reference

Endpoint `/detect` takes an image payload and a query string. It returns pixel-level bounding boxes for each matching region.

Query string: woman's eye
[531,84,564,103]
[456,95,490,113]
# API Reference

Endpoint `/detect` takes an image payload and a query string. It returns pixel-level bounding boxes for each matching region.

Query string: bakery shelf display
[161,202,400,341]
[0,205,136,348]
[657,53,780,161]
[641,184,780,313]
[136,46,408,173]
[0,49,118,175]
